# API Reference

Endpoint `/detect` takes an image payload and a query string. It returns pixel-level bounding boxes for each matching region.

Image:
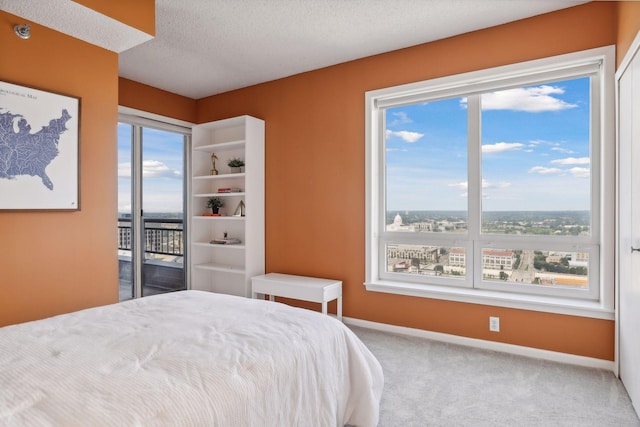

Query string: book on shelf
[210,238,242,245]
[217,187,242,193]
[202,213,222,216]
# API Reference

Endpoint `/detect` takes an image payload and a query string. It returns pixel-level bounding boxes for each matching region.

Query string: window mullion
[132,124,143,299]
[467,94,482,287]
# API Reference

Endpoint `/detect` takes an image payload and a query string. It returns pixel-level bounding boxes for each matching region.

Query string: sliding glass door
[118,120,190,301]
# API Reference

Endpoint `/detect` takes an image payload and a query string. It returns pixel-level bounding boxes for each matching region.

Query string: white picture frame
[0,80,80,210]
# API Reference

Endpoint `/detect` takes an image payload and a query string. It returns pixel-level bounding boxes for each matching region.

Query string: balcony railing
[117,217,185,300]
[118,218,184,256]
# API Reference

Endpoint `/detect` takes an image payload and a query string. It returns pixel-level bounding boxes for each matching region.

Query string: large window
[365,47,615,318]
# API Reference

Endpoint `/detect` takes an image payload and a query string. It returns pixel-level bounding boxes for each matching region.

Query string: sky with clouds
[385,76,591,212]
[118,125,185,214]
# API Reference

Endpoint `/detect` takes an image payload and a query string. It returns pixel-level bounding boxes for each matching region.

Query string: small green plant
[227,157,245,168]
[206,197,224,209]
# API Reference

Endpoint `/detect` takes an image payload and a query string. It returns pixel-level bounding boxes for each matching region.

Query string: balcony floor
[119,258,185,302]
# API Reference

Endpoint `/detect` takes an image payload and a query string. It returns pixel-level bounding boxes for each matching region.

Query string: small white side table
[251,273,343,321]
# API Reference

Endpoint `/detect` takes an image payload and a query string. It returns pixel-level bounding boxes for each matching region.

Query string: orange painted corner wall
[617,0,640,65]
[195,2,617,360]
[0,11,119,326]
[119,78,197,124]
[72,0,155,36]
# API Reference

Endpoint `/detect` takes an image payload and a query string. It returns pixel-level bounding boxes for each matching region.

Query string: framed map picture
[0,81,80,210]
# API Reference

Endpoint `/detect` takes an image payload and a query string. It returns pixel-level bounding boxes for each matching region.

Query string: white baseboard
[344,317,615,372]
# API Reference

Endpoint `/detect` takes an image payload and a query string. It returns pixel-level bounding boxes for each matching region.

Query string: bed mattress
[0,290,383,426]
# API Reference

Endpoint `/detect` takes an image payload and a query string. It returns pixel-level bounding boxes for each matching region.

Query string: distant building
[392,260,411,272]
[448,248,515,270]
[387,213,433,232]
[482,249,515,270]
[386,213,415,232]
[538,274,588,289]
[569,251,589,268]
[547,253,564,264]
[387,244,439,262]
[449,248,466,267]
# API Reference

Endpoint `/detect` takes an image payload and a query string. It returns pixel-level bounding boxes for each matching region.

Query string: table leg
[337,296,343,322]
[322,300,327,315]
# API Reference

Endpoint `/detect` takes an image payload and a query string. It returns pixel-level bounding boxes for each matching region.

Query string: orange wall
[0,11,119,326]
[192,2,617,360]
[119,78,197,123]
[617,1,640,65]
[72,0,155,36]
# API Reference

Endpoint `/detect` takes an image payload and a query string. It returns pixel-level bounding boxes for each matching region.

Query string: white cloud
[551,147,575,154]
[529,166,563,174]
[386,129,424,143]
[551,157,589,165]
[118,160,182,179]
[118,163,132,178]
[569,167,590,178]
[388,111,412,127]
[143,160,182,178]
[482,142,524,153]
[449,181,468,190]
[479,85,578,112]
[483,179,511,189]
[448,179,511,191]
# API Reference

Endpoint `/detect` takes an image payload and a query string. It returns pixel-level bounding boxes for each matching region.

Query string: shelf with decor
[190,116,265,298]
[192,242,246,250]
[192,172,246,181]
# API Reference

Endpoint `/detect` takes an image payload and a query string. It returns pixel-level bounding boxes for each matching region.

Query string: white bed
[0,290,383,426]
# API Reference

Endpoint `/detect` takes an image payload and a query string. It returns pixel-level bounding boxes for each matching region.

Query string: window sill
[364,280,614,320]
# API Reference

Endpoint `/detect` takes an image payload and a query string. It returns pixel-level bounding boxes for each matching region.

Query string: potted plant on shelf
[227,157,245,173]
[206,197,224,214]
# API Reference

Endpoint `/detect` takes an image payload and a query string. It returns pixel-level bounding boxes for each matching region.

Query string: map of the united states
[0,109,71,190]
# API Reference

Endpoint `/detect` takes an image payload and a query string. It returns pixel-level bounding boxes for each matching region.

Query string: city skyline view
[385,76,591,212]
[385,211,591,288]
[117,124,185,214]
[386,209,590,236]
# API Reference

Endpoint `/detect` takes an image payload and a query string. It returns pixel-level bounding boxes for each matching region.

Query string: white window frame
[365,46,615,319]
[117,106,193,299]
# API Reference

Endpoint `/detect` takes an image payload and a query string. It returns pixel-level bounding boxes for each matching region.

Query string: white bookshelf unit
[190,116,265,297]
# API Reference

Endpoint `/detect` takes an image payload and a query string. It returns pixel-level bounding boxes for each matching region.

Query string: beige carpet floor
[350,325,640,427]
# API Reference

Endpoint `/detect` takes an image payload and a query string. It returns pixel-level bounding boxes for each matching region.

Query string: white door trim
[615,29,640,418]
[616,29,640,378]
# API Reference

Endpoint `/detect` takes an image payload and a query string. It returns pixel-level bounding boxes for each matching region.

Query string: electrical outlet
[489,316,500,332]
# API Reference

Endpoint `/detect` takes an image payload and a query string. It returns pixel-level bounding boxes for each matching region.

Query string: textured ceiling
[117,0,589,99]
[0,0,152,52]
[3,0,589,100]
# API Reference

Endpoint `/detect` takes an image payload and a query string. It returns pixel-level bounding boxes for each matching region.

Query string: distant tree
[499,271,508,280]
[569,266,588,276]
[434,265,444,276]
[534,255,547,270]
[513,254,521,270]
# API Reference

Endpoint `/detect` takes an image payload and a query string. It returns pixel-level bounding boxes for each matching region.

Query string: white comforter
[0,291,383,427]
